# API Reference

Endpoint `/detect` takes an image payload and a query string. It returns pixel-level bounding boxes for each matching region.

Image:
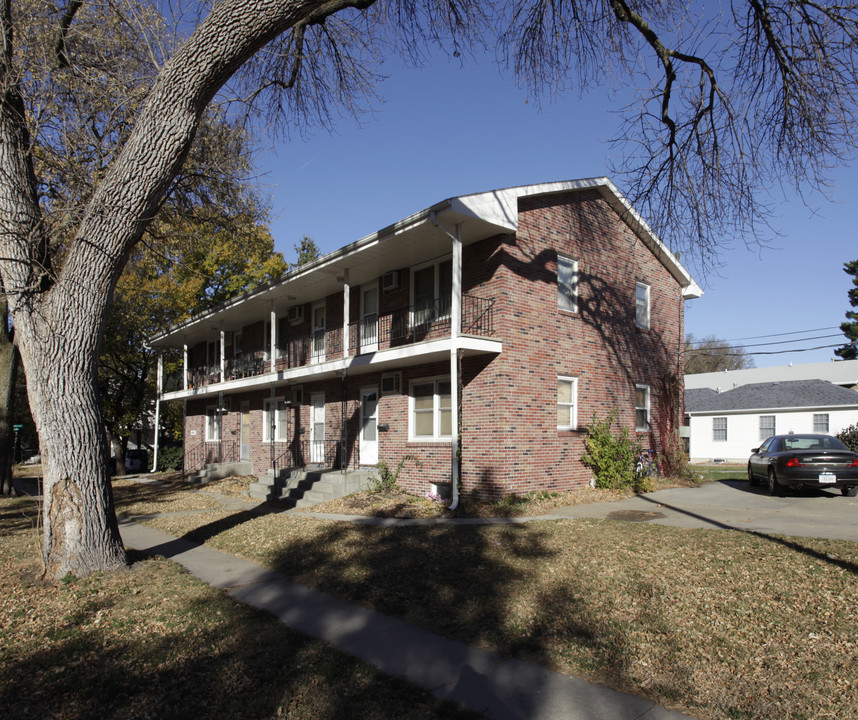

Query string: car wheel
[768,468,784,497]
[842,486,858,497]
[748,464,759,487]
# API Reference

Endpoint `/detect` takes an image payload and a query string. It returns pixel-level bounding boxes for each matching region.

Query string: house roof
[684,359,858,391]
[685,379,858,415]
[148,178,702,348]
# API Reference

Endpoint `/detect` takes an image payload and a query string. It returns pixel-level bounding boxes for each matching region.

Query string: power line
[687,326,841,346]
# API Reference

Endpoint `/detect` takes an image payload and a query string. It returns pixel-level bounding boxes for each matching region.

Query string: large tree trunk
[0,0,355,578]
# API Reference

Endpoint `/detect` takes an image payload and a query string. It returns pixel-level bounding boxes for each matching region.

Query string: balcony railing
[170,294,495,392]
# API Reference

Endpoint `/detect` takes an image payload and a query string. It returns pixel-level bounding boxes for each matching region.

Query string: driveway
[549,480,858,541]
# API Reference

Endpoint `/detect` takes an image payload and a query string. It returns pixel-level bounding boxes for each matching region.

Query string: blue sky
[253,52,856,369]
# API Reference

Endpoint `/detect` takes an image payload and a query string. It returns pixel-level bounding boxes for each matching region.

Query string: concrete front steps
[249,468,376,508]
[188,461,253,485]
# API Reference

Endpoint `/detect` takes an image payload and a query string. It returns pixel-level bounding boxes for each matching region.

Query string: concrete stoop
[249,468,376,508]
[188,461,253,485]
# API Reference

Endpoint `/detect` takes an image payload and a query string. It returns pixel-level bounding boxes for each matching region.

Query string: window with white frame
[813,413,830,433]
[557,376,578,429]
[410,377,452,440]
[635,282,650,329]
[411,258,453,325]
[759,415,776,441]
[713,417,728,442]
[205,406,221,442]
[263,397,290,442]
[635,384,650,431]
[557,255,579,313]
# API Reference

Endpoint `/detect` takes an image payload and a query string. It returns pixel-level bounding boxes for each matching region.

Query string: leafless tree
[2,0,858,577]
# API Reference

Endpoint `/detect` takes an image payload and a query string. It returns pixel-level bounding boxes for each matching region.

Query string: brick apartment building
[148,179,702,501]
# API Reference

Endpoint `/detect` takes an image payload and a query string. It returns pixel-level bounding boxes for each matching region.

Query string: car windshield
[781,435,848,452]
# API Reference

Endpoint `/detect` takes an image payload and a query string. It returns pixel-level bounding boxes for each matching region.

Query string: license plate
[819,473,836,483]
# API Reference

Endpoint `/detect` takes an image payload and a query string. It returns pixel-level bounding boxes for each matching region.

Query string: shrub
[837,423,858,452]
[581,412,640,490]
[156,445,183,472]
[368,454,422,494]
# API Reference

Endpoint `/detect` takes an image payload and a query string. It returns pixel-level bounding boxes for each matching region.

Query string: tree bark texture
[0,0,353,577]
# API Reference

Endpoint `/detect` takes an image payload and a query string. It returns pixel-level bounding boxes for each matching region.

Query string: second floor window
[412,258,452,325]
[635,282,650,329]
[557,255,578,313]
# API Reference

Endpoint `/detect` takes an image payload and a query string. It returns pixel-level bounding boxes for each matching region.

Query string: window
[557,255,579,313]
[713,417,727,442]
[205,406,221,442]
[410,377,452,440]
[207,339,220,370]
[557,376,578,429]
[264,398,289,442]
[635,384,650,431]
[813,414,830,433]
[759,415,776,441]
[635,282,650,329]
[412,258,453,325]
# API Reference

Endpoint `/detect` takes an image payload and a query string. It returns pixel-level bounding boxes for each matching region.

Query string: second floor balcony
[163,294,497,394]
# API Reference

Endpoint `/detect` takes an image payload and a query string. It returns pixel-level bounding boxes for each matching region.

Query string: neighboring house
[685,359,858,393]
[685,379,858,463]
[148,178,701,499]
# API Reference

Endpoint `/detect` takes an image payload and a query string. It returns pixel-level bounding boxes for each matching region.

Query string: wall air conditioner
[382,270,400,292]
[381,372,401,396]
[287,305,304,325]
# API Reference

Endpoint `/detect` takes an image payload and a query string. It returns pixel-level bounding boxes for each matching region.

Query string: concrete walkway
[119,518,694,720]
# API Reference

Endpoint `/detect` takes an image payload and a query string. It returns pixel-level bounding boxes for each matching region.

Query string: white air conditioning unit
[381,372,401,396]
[382,270,400,292]
[287,305,304,325]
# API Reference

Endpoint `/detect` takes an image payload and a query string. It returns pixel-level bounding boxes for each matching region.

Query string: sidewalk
[119,519,694,720]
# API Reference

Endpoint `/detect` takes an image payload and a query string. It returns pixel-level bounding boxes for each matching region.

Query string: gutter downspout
[430,211,462,511]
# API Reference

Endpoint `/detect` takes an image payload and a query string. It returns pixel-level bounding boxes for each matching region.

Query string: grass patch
[0,493,481,720]
[129,484,858,720]
[690,464,746,483]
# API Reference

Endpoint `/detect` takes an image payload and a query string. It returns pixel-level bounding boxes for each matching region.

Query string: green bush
[837,423,858,452]
[368,454,422,494]
[156,445,183,472]
[581,412,640,490]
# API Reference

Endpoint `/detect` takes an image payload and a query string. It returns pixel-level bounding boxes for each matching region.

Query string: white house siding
[689,408,858,463]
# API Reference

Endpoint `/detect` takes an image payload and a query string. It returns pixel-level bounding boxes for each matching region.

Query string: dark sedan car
[748,433,858,497]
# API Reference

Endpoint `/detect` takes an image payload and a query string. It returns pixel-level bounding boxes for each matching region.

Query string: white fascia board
[687,403,858,416]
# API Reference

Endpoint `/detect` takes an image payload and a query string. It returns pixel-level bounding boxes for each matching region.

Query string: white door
[310,393,325,464]
[360,285,379,353]
[311,302,326,362]
[359,388,379,465]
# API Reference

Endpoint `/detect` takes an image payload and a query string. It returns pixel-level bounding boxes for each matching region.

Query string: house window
[635,282,650,329]
[813,414,830,433]
[207,339,220,370]
[635,384,650,431]
[713,417,728,442]
[410,377,452,440]
[411,258,452,326]
[557,376,578,429]
[264,398,289,442]
[205,406,221,442]
[759,415,776,441]
[557,255,579,313]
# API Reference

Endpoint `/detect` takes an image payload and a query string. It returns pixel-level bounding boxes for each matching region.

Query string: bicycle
[634,448,659,480]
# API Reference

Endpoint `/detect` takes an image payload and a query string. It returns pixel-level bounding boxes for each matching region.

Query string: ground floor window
[813,413,829,433]
[557,376,578,429]
[759,415,776,441]
[410,377,451,440]
[635,384,650,431]
[263,398,289,442]
[713,417,727,442]
[205,406,221,442]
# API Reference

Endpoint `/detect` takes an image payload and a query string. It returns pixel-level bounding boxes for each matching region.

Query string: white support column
[342,268,350,358]
[183,344,188,391]
[219,328,225,381]
[449,223,463,509]
[151,353,163,473]
[270,304,277,373]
